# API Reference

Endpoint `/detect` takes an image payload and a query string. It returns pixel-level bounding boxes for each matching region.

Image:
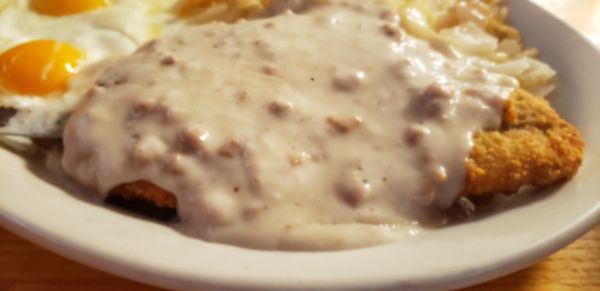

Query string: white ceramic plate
[0,0,598,290]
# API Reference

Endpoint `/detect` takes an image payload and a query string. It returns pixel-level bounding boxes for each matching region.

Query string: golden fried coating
[108,91,584,209]
[462,89,584,196]
[108,180,177,208]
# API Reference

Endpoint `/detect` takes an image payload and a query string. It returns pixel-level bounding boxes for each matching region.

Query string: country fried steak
[108,89,584,213]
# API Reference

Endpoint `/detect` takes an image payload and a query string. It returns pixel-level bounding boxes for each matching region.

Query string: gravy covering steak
[62,0,518,250]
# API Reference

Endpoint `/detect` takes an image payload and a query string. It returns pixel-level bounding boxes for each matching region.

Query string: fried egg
[0,0,180,136]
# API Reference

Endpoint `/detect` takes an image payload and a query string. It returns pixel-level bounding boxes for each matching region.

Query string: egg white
[0,0,180,136]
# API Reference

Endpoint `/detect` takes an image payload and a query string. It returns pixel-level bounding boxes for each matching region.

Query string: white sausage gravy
[62,0,518,250]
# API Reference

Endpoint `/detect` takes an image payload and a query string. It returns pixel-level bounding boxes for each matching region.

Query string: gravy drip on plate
[62,0,518,250]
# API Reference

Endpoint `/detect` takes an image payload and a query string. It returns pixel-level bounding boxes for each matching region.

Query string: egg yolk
[0,40,82,96]
[31,0,107,16]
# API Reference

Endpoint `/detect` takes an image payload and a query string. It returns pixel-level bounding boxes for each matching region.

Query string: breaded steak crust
[463,90,584,196]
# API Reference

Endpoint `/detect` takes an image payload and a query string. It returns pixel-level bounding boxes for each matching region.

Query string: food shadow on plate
[441,184,564,228]
[0,137,180,224]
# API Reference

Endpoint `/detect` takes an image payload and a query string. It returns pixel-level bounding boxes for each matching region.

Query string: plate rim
[1,0,599,290]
